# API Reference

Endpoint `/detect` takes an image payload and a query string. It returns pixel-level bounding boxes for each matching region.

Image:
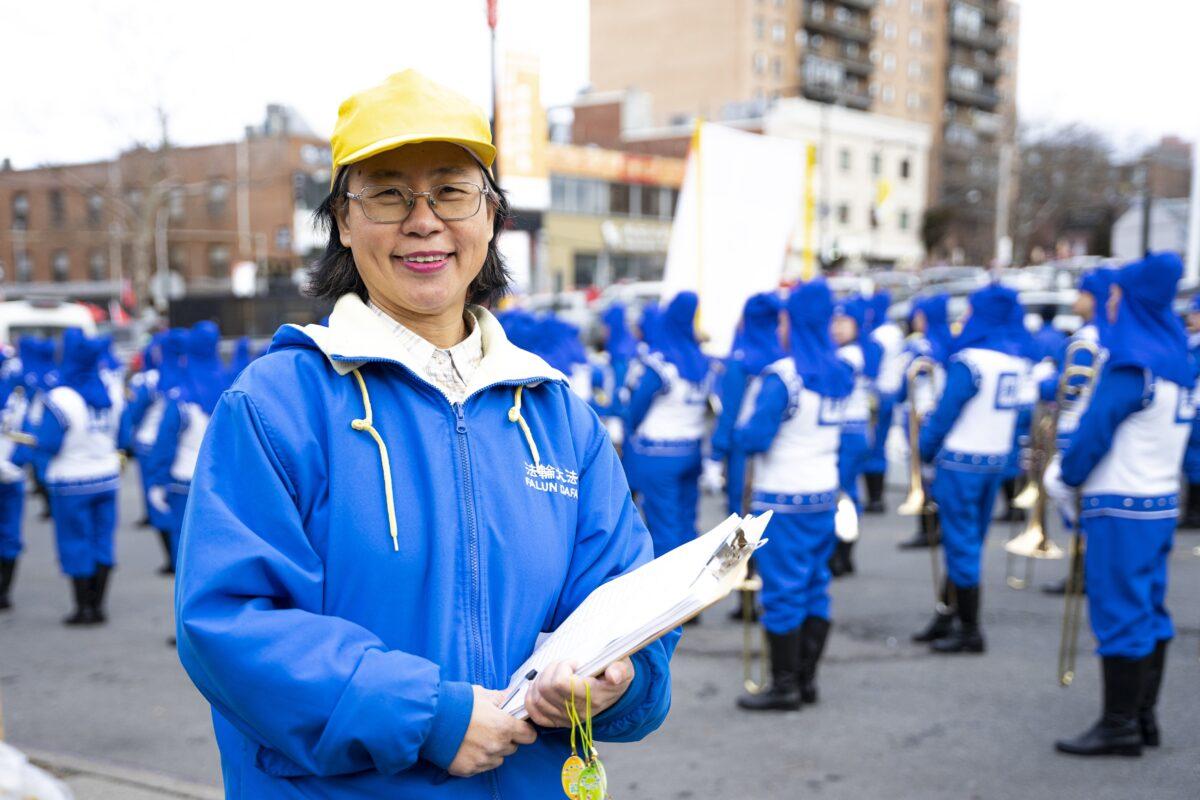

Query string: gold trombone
[1054,339,1101,685]
[897,356,948,612]
[737,458,769,694]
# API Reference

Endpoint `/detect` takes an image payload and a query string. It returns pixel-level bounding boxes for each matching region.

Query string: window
[642,186,662,218]
[883,52,896,71]
[811,1,825,19]
[834,6,853,25]
[609,182,631,215]
[910,0,924,13]
[952,3,983,36]
[52,250,69,282]
[871,153,882,176]
[772,22,785,44]
[908,28,922,48]
[88,250,107,281]
[899,209,911,230]
[839,149,851,172]
[883,21,897,40]
[753,51,767,75]
[754,16,764,39]
[11,192,29,230]
[574,254,598,287]
[14,250,31,282]
[906,91,922,110]
[169,244,188,273]
[49,189,65,227]
[207,181,229,217]
[908,60,923,79]
[837,204,850,224]
[845,41,861,59]
[208,244,231,279]
[881,84,895,103]
[949,64,982,90]
[87,192,103,226]
[772,56,782,78]
[126,188,143,213]
[900,158,912,179]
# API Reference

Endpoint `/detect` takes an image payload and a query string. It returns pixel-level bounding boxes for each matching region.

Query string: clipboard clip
[696,522,766,584]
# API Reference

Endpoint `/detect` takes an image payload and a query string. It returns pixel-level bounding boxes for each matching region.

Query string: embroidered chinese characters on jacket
[524,462,580,499]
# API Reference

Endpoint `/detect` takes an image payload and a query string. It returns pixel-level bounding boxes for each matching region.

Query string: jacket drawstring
[508,385,541,467]
[349,368,399,552]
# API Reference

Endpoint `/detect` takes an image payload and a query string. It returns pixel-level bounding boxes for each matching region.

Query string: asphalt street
[1,474,1197,799]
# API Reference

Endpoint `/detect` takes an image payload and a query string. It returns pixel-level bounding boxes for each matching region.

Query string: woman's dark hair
[306,160,512,307]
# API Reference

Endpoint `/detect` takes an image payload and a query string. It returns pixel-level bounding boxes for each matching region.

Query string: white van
[0,300,97,346]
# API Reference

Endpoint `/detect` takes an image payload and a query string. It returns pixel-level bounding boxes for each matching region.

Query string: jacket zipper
[453,401,503,800]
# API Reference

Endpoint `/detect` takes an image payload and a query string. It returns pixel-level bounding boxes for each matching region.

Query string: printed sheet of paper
[501,512,770,717]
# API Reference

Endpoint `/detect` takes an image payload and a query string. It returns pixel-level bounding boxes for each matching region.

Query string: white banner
[662,123,807,354]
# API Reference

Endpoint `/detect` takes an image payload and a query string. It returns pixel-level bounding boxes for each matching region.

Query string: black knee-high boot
[91,564,111,624]
[931,584,985,653]
[63,577,95,626]
[863,473,885,514]
[737,628,803,711]
[1180,486,1200,529]
[1055,656,1147,756]
[912,579,956,642]
[798,616,831,704]
[1138,640,1169,747]
[0,557,16,610]
[156,529,175,575]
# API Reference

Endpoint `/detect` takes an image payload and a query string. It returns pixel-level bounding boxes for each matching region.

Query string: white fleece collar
[289,293,564,397]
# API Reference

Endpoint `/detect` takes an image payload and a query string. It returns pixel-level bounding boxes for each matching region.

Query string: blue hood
[915,294,953,363]
[652,292,709,383]
[534,316,588,374]
[835,295,882,379]
[638,301,664,350]
[733,292,784,376]
[786,280,855,399]
[952,283,1025,357]
[18,336,56,392]
[601,304,638,362]
[1104,252,1193,389]
[183,321,230,414]
[1080,267,1117,337]
[59,329,111,410]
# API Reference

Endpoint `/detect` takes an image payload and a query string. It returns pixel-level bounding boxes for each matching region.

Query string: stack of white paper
[502,511,772,718]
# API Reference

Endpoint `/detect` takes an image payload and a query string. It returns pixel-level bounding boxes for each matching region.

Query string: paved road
[2,475,1198,798]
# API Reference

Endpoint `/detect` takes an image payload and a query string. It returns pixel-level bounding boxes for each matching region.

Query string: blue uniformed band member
[915,284,1029,653]
[0,348,28,611]
[862,292,904,514]
[735,279,853,711]
[624,290,715,557]
[175,71,674,796]
[830,296,881,575]
[1180,293,1200,528]
[17,330,124,625]
[1054,253,1193,757]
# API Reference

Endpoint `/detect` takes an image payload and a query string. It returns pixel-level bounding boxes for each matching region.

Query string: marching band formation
[2,71,1194,797]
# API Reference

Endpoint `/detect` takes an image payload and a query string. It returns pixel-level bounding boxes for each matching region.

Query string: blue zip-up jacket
[174,294,676,799]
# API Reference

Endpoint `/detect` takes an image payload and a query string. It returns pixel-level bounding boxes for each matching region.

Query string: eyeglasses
[345,182,490,224]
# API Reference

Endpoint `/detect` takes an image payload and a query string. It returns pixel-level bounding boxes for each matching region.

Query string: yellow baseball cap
[329,69,496,187]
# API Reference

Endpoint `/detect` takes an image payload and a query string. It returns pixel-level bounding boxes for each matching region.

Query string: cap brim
[333,134,496,187]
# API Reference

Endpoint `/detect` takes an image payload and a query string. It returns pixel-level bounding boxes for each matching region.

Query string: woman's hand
[448,686,538,777]
[523,658,636,728]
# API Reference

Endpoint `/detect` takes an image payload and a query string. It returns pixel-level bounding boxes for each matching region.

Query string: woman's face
[830,314,857,346]
[337,142,494,318]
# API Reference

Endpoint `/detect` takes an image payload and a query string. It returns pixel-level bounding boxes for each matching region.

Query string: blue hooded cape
[652,292,709,383]
[1103,252,1193,389]
[867,292,891,333]
[601,304,638,363]
[952,283,1026,357]
[183,321,230,414]
[1080,267,1117,338]
[638,301,664,350]
[534,316,588,375]
[912,294,953,363]
[18,336,56,393]
[835,295,883,379]
[733,292,784,376]
[159,329,188,395]
[59,329,112,410]
[786,280,855,399]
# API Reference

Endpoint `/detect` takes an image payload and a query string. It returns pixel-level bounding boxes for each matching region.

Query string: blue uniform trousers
[133,442,166,530]
[1081,511,1174,658]
[931,466,1002,588]
[752,507,836,634]
[862,400,894,475]
[838,429,870,509]
[50,489,117,578]
[629,438,701,557]
[0,479,25,559]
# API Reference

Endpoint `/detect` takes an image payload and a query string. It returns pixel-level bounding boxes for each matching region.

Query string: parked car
[0,299,96,346]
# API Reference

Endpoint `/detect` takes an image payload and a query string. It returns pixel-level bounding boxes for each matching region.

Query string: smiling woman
[173,69,677,800]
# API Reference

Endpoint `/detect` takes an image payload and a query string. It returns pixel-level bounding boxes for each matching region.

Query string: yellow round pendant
[577,759,607,800]
[561,754,586,799]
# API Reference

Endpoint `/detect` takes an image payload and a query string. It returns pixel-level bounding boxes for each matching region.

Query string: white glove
[603,416,624,448]
[148,485,170,514]
[1042,455,1079,526]
[700,458,726,495]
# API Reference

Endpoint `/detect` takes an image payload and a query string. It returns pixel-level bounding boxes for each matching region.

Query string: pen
[501,669,538,708]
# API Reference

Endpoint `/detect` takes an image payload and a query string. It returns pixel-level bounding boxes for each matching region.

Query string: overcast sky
[1,0,1196,169]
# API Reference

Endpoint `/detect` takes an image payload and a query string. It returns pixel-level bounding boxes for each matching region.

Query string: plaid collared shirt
[367,302,483,403]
